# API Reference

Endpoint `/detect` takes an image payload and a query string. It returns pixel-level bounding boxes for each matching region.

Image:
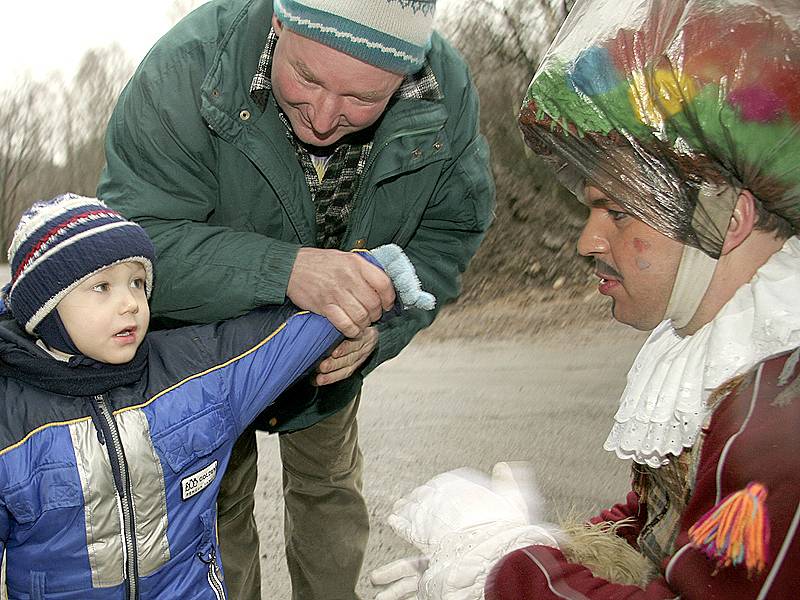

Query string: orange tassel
[688,482,770,577]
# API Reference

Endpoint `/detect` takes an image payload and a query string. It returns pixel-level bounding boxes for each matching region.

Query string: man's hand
[287,247,395,338]
[315,327,378,385]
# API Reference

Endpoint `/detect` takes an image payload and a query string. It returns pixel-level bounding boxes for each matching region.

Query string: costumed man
[370,1,800,598]
[98,0,494,599]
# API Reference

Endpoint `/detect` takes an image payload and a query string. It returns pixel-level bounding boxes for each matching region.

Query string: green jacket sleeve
[363,49,495,374]
[99,59,300,324]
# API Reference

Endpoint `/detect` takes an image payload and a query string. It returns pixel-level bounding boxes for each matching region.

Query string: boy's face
[56,262,150,364]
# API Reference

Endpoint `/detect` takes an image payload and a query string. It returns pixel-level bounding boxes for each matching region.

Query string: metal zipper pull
[198,548,226,599]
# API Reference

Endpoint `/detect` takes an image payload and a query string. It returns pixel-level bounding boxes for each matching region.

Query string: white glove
[419,521,560,600]
[371,555,429,600]
[373,462,561,600]
[388,461,544,553]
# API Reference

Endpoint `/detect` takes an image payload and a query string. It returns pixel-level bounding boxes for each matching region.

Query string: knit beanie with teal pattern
[273,0,437,74]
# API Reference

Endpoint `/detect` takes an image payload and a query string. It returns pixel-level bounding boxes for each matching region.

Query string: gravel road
[254,316,646,598]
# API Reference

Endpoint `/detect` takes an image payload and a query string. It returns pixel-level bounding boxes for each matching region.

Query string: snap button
[411,148,423,159]
[433,141,443,151]
[239,109,251,121]
[268,417,278,427]
[354,238,367,249]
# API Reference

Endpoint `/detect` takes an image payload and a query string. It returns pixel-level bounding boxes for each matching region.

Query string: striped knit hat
[4,194,155,347]
[273,0,437,74]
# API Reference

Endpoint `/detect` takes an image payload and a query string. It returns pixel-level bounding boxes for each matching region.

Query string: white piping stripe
[714,365,763,503]
[664,541,692,585]
[669,364,798,597]
[666,368,762,587]
[756,500,800,599]
[521,547,592,600]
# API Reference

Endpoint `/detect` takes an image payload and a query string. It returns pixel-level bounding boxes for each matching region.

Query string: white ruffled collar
[604,236,800,468]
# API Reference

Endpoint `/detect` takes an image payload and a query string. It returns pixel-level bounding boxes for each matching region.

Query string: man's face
[56,261,150,364]
[578,186,684,331]
[270,16,404,147]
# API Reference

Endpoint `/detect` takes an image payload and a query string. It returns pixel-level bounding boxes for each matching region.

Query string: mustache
[595,259,623,280]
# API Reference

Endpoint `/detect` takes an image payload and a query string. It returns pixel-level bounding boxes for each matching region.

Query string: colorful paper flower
[628,68,696,128]
[568,46,621,96]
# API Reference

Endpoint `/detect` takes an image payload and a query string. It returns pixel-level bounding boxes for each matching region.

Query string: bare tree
[441,0,590,298]
[441,0,571,171]
[0,3,201,254]
[0,42,135,251]
[444,0,566,78]
[59,44,133,196]
[0,80,52,251]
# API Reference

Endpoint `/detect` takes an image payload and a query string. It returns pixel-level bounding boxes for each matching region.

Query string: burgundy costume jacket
[486,347,800,600]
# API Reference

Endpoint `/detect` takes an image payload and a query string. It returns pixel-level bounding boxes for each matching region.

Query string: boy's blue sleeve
[213,308,343,436]
[195,247,432,436]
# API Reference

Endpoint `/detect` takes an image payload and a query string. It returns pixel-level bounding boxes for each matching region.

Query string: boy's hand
[315,327,378,385]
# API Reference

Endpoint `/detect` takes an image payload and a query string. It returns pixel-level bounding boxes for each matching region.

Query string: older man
[98,1,494,598]
[371,1,799,598]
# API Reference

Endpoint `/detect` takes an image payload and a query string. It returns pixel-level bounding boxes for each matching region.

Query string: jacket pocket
[151,403,230,475]
[4,462,82,525]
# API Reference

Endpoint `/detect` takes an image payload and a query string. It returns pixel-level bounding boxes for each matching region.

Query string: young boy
[0,193,431,599]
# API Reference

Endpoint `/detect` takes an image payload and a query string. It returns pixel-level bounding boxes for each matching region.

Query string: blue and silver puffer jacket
[0,302,341,599]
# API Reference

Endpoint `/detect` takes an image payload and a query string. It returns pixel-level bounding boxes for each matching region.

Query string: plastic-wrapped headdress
[519,0,800,326]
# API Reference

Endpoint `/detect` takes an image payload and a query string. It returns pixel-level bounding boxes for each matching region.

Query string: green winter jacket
[99,0,494,432]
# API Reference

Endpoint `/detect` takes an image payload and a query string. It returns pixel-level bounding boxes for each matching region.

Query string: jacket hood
[0,314,148,397]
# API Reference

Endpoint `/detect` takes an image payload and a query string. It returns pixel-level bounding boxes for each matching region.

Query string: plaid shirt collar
[250,28,442,113]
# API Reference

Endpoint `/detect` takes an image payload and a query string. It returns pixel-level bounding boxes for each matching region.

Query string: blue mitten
[369,244,436,311]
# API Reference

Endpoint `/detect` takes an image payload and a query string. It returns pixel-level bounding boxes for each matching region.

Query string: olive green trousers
[218,397,367,600]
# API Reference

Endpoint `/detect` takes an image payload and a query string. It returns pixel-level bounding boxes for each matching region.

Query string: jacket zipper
[343,124,443,245]
[199,547,226,600]
[92,394,140,600]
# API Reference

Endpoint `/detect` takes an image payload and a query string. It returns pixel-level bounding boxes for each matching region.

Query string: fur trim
[559,517,657,587]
